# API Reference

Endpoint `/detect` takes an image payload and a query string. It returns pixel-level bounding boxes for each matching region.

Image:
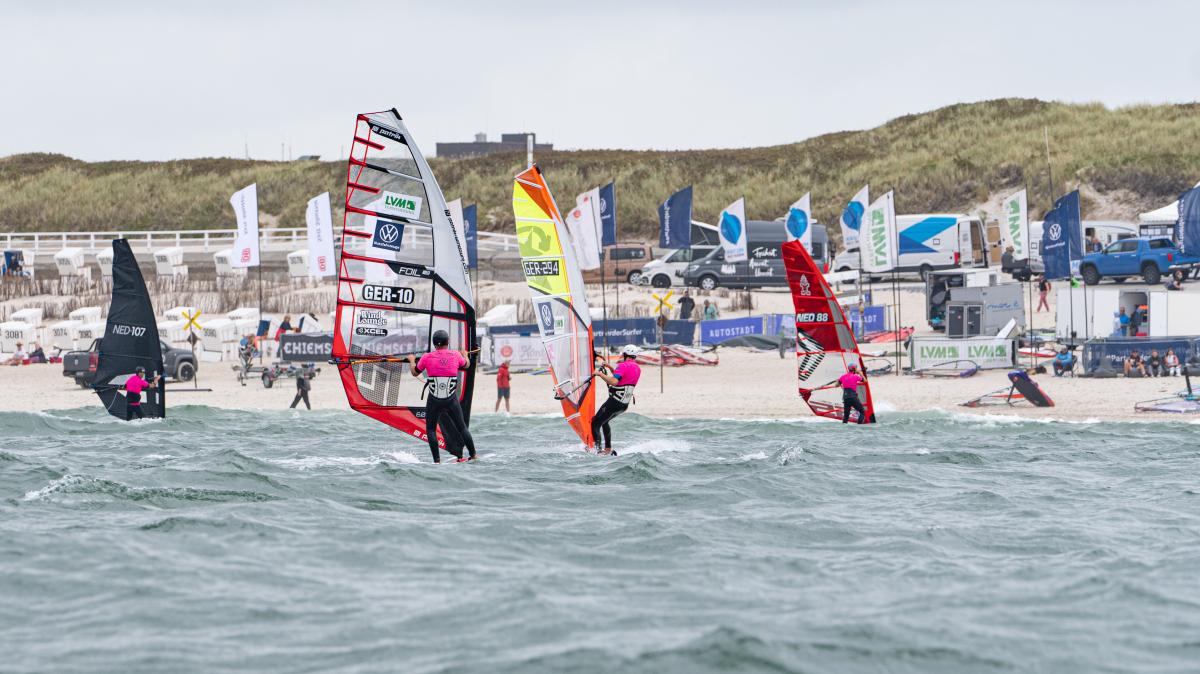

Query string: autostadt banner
[908,336,1016,371]
[278,331,333,363]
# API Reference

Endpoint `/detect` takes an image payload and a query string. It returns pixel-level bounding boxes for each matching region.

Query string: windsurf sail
[93,239,165,419]
[512,165,597,447]
[332,109,476,448]
[782,239,876,423]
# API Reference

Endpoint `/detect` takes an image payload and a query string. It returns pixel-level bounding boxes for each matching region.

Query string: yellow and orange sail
[512,166,597,447]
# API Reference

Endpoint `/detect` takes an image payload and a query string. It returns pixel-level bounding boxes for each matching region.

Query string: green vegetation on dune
[3,99,1199,242]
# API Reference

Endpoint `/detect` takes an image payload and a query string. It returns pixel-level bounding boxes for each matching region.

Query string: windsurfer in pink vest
[591,344,642,455]
[407,329,477,463]
[838,364,869,424]
[124,366,158,421]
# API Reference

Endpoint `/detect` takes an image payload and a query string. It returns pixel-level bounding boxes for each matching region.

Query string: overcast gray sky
[2,0,1197,161]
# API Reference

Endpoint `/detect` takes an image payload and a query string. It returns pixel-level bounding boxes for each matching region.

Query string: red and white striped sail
[782,240,876,422]
[333,109,476,447]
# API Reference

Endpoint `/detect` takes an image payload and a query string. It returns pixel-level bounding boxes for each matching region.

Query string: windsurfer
[125,366,159,421]
[590,345,642,455]
[838,364,868,424]
[408,330,477,464]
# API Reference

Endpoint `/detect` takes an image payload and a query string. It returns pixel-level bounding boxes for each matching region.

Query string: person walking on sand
[838,364,869,424]
[407,330,477,464]
[1036,275,1051,312]
[290,364,313,410]
[494,360,511,413]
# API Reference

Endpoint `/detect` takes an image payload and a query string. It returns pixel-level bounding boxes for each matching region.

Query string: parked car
[581,243,653,285]
[62,338,198,388]
[636,246,716,288]
[1078,237,1200,285]
[681,221,791,290]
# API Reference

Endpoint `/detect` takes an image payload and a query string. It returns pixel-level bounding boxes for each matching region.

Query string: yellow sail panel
[511,166,597,447]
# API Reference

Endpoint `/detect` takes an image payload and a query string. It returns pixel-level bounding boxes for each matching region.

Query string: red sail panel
[333,110,477,449]
[782,240,876,423]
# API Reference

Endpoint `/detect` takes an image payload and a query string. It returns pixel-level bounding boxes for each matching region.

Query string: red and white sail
[782,240,876,423]
[332,109,476,447]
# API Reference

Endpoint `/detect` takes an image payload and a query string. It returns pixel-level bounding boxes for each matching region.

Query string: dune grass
[2,99,1199,246]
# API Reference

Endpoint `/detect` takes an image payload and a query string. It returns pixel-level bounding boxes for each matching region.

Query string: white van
[637,220,719,288]
[833,214,986,278]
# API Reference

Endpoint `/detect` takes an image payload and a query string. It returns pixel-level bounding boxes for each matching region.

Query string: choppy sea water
[3,406,1200,673]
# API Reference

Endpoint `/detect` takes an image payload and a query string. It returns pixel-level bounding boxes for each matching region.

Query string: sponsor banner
[840,185,869,251]
[535,299,565,337]
[378,191,422,219]
[700,316,766,345]
[718,197,748,262]
[306,192,336,277]
[1041,190,1082,280]
[599,181,617,246]
[1176,185,1200,256]
[229,183,259,268]
[861,190,897,273]
[658,186,693,249]
[565,189,602,270]
[371,219,406,253]
[786,193,813,250]
[279,332,333,362]
[491,333,547,368]
[1002,189,1029,260]
[490,319,694,346]
[908,336,1015,371]
[848,305,887,334]
[447,198,467,262]
[463,203,478,269]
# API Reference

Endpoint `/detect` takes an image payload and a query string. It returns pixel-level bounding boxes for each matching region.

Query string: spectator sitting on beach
[28,342,45,364]
[1053,348,1075,377]
[1124,350,1147,377]
[1165,349,1182,376]
[4,341,27,365]
[1147,349,1164,377]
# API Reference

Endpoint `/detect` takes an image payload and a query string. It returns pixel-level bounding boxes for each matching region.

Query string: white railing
[1,228,519,254]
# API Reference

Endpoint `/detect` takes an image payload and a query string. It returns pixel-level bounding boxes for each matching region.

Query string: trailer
[1056,286,1200,340]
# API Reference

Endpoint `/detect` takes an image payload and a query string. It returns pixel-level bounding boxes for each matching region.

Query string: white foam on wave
[873,400,898,413]
[272,450,421,470]
[615,438,693,455]
[23,474,87,501]
[738,450,768,461]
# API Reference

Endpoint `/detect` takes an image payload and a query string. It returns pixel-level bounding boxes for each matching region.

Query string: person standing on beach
[494,360,511,413]
[290,365,313,410]
[124,366,159,421]
[1036,275,1051,312]
[407,330,476,464]
[838,364,868,425]
[678,292,696,321]
[591,345,642,455]
[702,299,719,320]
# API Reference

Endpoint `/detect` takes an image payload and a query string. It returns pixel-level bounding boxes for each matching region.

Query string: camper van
[682,221,828,290]
[833,214,987,279]
[1013,220,1138,280]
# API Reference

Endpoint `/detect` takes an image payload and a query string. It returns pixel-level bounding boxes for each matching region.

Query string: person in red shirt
[407,330,476,463]
[494,360,511,413]
[838,364,868,424]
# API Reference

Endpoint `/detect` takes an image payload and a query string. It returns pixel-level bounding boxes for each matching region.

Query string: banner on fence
[908,336,1015,371]
[848,305,887,334]
[490,319,696,349]
[700,316,767,345]
[278,332,333,362]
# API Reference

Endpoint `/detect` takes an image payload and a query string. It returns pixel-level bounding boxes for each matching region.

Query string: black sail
[93,239,165,419]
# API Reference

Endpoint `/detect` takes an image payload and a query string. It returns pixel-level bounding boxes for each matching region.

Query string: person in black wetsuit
[407,330,476,464]
[590,344,642,455]
[290,364,313,409]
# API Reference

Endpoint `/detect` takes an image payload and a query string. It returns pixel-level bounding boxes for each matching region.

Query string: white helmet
[621,344,641,358]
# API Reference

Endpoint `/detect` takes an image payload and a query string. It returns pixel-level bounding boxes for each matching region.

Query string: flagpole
[1024,183,1035,371]
[891,190,900,376]
[257,187,264,366]
[600,185,609,353]
[614,182,620,325]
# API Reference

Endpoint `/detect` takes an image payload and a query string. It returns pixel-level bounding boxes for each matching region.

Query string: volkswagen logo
[1049,223,1062,241]
[378,223,400,244]
[599,198,608,215]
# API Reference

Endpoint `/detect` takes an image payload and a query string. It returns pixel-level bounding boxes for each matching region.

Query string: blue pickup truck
[1078,237,1198,285]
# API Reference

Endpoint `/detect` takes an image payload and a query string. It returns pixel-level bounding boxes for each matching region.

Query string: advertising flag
[230,183,259,268]
[840,184,869,251]
[305,192,336,277]
[565,189,603,270]
[1175,185,1200,256]
[718,197,748,262]
[1041,189,1083,280]
[463,204,478,269]
[786,192,813,250]
[861,191,897,273]
[447,198,467,259]
[1002,189,1029,260]
[599,181,617,246]
[658,186,693,249]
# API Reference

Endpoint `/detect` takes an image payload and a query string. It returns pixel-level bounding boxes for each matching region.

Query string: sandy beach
[3,346,1192,423]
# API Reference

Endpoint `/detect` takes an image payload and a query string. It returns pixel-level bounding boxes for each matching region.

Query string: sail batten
[782,240,876,423]
[512,166,597,447]
[334,109,476,449]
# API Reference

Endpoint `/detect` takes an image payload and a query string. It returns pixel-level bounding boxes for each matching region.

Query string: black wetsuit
[290,373,311,409]
[841,375,868,424]
[416,353,476,463]
[591,365,636,451]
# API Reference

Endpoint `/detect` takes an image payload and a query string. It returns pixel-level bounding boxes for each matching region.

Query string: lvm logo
[920,345,960,360]
[1007,199,1022,249]
[968,344,1008,359]
[870,209,889,268]
[379,191,423,219]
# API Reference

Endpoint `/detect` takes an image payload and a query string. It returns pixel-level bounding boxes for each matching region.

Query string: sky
[2,0,1198,162]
